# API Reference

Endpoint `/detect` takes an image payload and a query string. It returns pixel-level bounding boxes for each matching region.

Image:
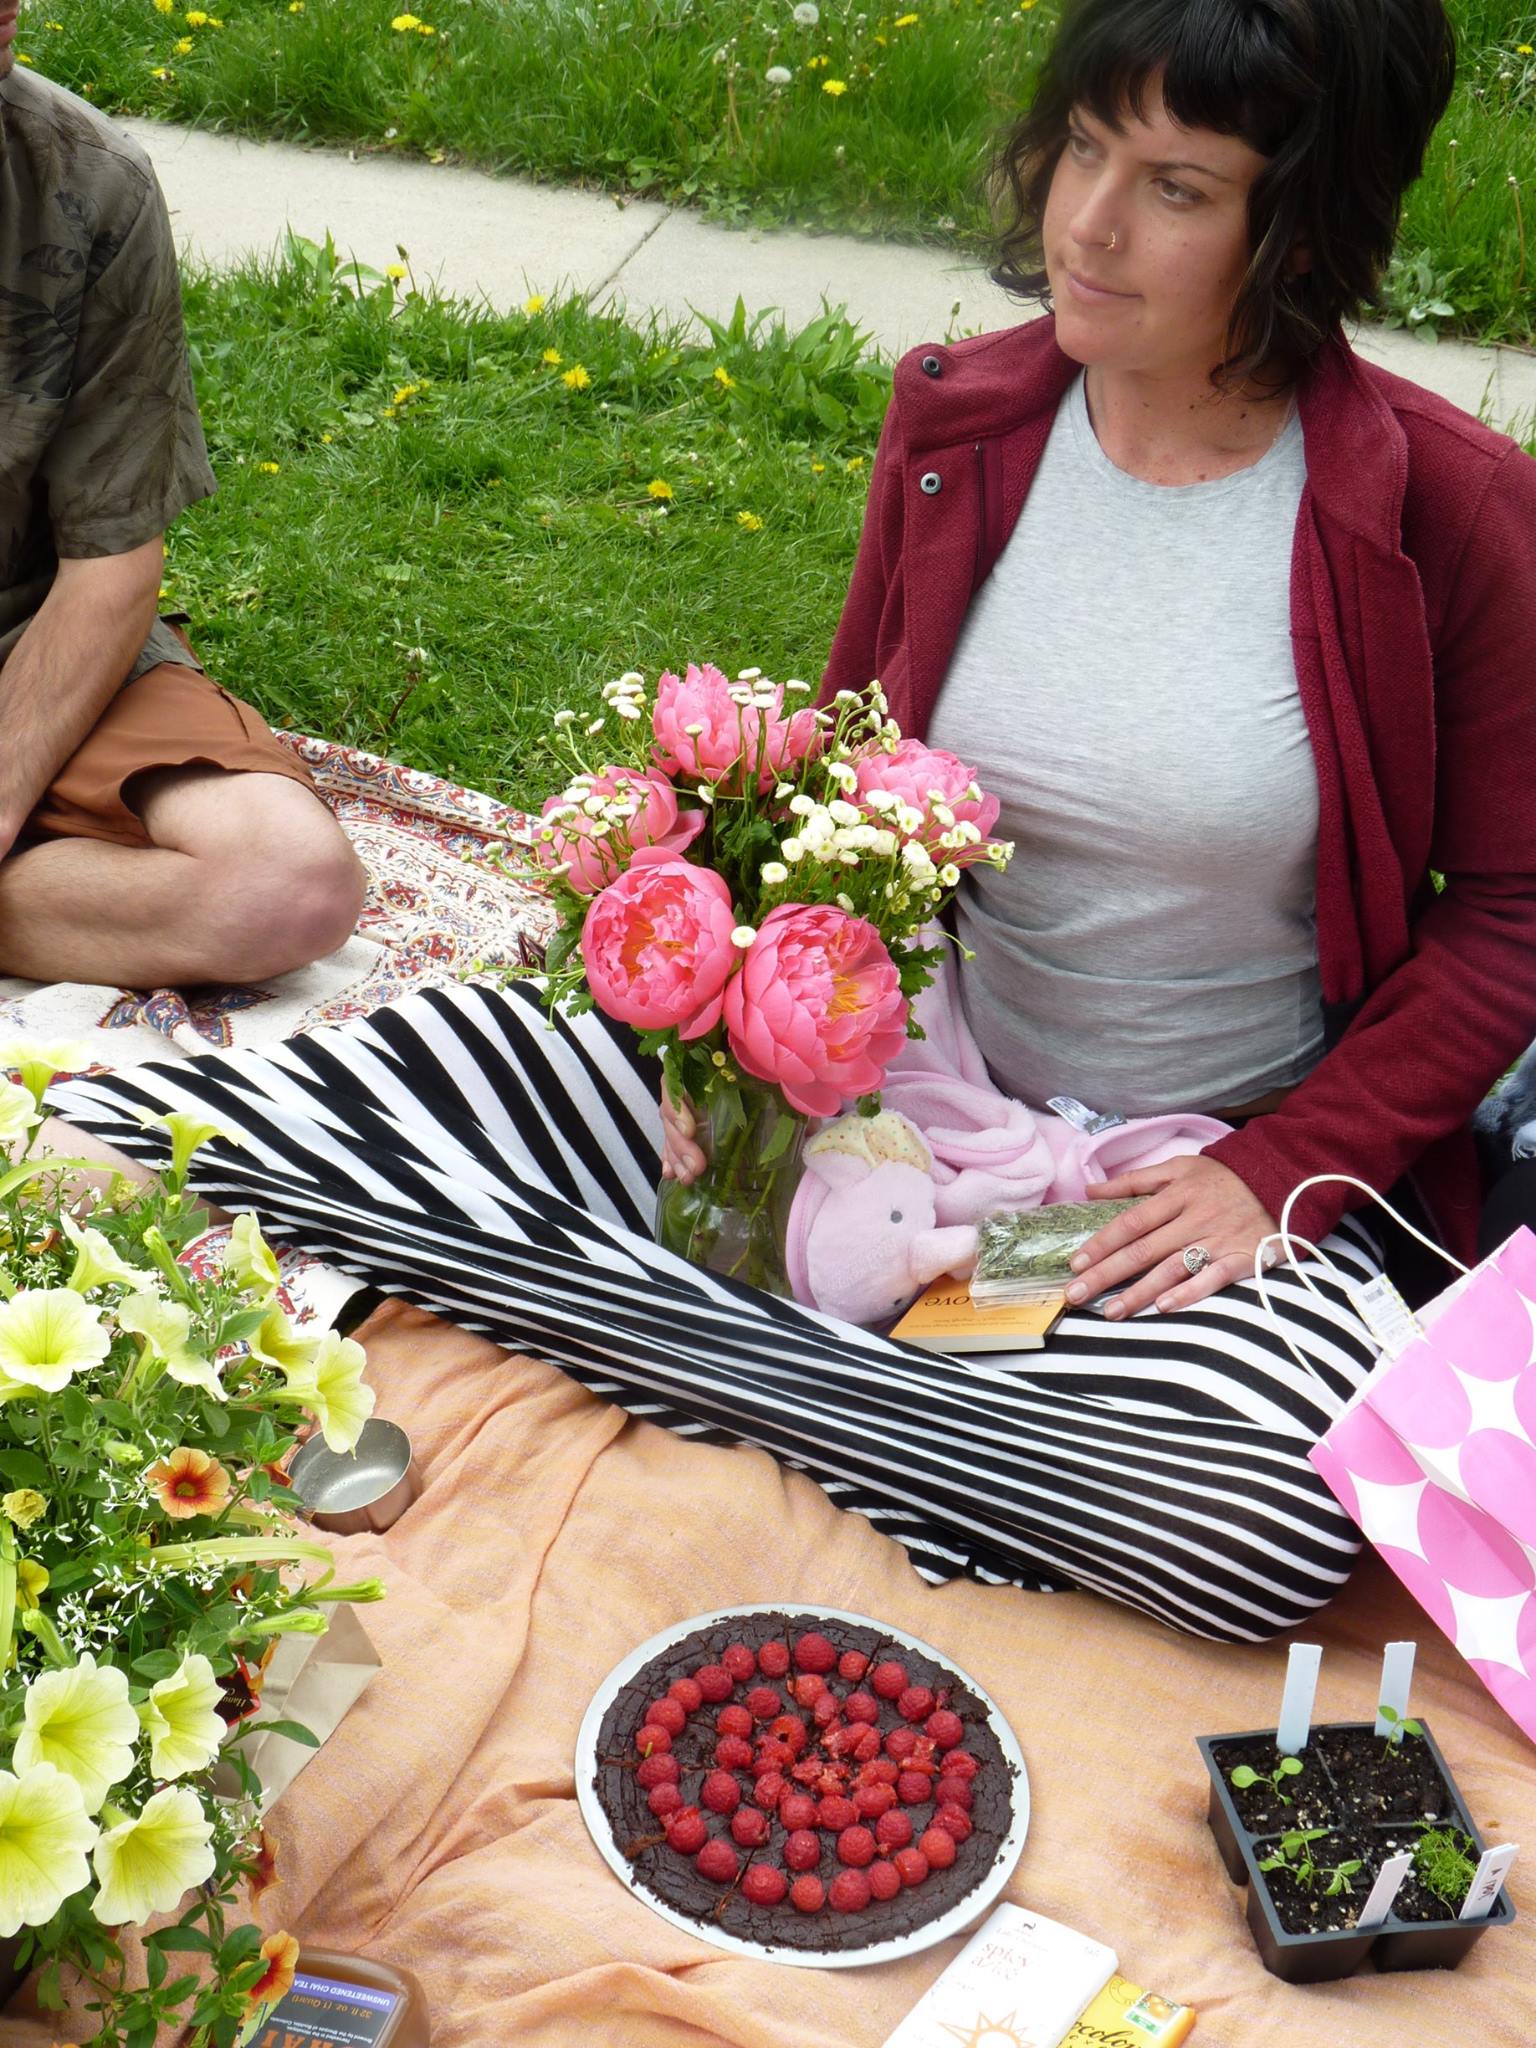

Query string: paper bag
[1309,1224,1536,1746]
[219,1605,381,1811]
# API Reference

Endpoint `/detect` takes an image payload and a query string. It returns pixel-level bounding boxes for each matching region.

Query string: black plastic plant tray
[1197,1722,1516,1984]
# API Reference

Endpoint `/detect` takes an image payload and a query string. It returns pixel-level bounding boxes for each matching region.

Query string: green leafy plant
[1376,250,1462,341]
[1413,1826,1479,1910]
[1258,1829,1363,1896]
[0,1042,382,2047]
[1378,1702,1425,1757]
[1230,1754,1305,1805]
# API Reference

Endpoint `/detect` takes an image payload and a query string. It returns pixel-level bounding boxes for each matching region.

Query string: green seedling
[1230,1754,1304,1805]
[1378,1702,1424,1758]
[1413,1826,1478,1910]
[1257,1829,1363,1896]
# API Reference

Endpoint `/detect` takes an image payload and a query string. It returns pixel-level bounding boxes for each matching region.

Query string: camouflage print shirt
[0,69,216,681]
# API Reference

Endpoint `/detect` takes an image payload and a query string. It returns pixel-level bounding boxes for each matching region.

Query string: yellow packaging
[1061,1974,1195,2047]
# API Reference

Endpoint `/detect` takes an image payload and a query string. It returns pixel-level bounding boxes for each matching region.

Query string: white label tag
[1460,1843,1518,1920]
[1374,1641,1417,1736]
[1355,1850,1413,1929]
[1346,1274,1423,1360]
[1046,1095,1127,1136]
[1276,1642,1322,1755]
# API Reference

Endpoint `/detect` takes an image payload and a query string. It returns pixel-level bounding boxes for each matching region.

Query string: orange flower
[146,1446,231,1520]
[247,1929,300,2007]
[245,1825,280,1902]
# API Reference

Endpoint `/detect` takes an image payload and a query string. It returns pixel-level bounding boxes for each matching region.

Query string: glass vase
[654,1077,806,1296]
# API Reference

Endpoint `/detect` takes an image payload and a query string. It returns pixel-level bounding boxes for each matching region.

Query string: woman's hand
[1063,1153,1280,1318]
[659,1086,706,1184]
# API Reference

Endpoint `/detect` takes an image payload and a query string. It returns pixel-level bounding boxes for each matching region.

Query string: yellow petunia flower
[279,1328,375,1453]
[542,348,563,366]
[823,77,848,94]
[16,1656,138,1814]
[562,365,591,390]
[2,1491,46,1531]
[736,510,764,531]
[0,1765,98,1937]
[140,1655,226,1780]
[0,1291,110,1394]
[92,1785,215,1927]
[646,479,674,500]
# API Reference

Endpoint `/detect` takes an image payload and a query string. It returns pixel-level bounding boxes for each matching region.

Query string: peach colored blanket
[13,1299,1533,2046]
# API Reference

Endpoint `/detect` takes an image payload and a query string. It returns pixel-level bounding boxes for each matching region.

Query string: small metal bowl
[286,1418,421,1535]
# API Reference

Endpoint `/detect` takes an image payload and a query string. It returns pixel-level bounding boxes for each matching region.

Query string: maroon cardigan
[823,316,1536,1261]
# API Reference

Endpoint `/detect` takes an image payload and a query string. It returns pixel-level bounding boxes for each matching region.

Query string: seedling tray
[1198,1721,1515,1983]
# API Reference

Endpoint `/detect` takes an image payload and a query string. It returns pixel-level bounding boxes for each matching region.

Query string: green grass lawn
[35,0,1536,346]
[170,241,886,806]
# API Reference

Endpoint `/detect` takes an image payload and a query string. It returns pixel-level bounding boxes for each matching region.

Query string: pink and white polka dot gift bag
[1259,1176,1536,1746]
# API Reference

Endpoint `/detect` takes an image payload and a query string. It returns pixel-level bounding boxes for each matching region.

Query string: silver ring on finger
[1181,1243,1212,1277]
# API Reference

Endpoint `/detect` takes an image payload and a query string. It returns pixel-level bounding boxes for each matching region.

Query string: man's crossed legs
[0,657,366,988]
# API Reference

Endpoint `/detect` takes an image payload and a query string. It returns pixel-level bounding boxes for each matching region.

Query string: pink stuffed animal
[784,1112,976,1326]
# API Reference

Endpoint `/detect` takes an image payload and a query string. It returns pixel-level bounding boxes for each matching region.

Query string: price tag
[1345,1274,1422,1360]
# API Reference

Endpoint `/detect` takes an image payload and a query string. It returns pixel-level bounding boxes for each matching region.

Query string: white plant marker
[1459,1844,1518,1921]
[1355,1851,1413,1929]
[1374,1641,1417,1737]
[1276,1642,1322,1756]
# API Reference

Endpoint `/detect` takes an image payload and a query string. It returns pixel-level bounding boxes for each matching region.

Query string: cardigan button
[919,471,942,495]
[921,354,942,377]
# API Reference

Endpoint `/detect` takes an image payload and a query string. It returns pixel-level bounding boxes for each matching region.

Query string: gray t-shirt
[927,369,1323,1118]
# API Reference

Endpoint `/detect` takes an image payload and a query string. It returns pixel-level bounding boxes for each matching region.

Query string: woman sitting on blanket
[47,0,1536,1646]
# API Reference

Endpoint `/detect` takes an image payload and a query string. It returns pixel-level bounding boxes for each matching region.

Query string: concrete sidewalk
[129,117,1536,435]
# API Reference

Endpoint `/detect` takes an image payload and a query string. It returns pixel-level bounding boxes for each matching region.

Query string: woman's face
[1041,84,1276,384]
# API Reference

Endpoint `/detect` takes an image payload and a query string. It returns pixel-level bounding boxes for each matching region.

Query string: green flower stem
[141,1536,335,1570]
[141,1224,196,1306]
[0,1520,15,1681]
[241,1609,327,1636]
[0,1156,100,1202]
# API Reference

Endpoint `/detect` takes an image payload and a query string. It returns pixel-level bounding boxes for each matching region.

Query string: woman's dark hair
[991,0,1456,389]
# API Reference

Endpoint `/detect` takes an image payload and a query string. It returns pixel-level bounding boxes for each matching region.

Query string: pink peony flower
[653,663,821,794]
[534,765,705,896]
[581,848,739,1039]
[851,739,1000,859]
[724,905,909,1118]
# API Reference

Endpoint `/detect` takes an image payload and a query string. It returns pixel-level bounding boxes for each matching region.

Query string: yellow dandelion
[416,20,436,31]
[646,479,675,500]
[45,20,65,30]
[149,64,171,77]
[542,348,563,366]
[385,263,408,281]
[811,459,826,473]
[15,51,32,63]
[154,0,173,11]
[390,11,422,27]
[523,294,547,315]
[175,36,193,52]
[381,405,399,419]
[289,1,305,10]
[712,365,735,389]
[320,432,334,443]
[822,77,847,94]
[184,8,209,22]
[257,462,281,475]
[894,11,920,22]
[392,383,423,405]
[736,510,764,532]
[562,365,592,390]
[1518,42,1534,54]
[806,53,829,68]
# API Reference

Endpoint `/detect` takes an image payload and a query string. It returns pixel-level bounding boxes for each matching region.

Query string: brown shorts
[20,651,319,852]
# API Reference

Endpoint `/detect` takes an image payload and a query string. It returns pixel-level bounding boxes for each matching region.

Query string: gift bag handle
[1251,1172,1470,1384]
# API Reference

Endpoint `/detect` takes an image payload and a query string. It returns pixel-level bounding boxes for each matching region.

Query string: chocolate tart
[580,1606,1027,1965]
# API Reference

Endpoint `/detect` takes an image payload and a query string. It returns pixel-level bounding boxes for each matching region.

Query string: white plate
[575,1603,1030,1969]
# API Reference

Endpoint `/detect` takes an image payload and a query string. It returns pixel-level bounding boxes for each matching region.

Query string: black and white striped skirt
[48,980,1383,1644]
